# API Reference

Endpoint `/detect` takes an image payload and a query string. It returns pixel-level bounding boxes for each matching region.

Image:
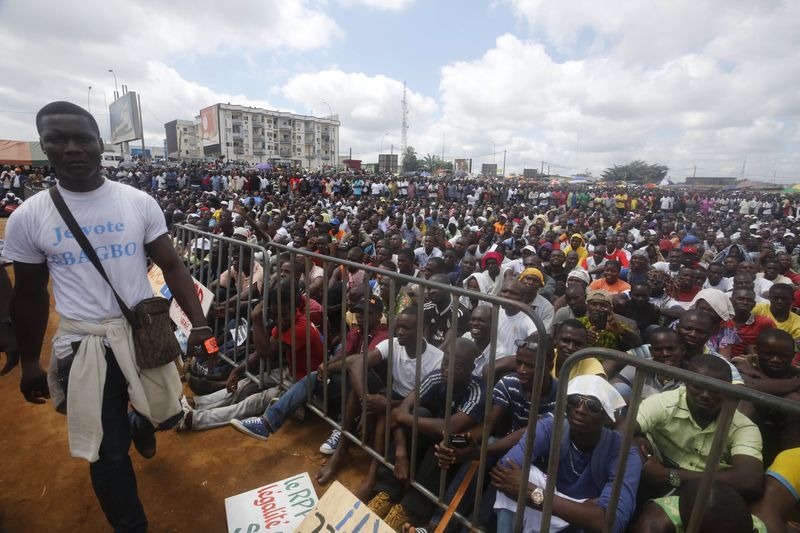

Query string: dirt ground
[0,218,369,532]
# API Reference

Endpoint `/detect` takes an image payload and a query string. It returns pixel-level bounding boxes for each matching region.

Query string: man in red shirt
[605,235,630,268]
[229,293,388,444]
[727,288,776,357]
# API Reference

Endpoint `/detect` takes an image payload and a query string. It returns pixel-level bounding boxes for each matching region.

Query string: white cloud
[0,0,341,144]
[281,70,437,161]
[338,0,415,12]
[433,1,800,180]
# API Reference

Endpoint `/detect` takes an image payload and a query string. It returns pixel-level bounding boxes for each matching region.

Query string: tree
[401,146,419,172]
[420,153,453,173]
[602,160,668,183]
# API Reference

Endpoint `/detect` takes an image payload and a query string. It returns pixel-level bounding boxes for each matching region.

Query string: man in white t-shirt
[495,280,538,377]
[314,306,443,486]
[3,102,210,532]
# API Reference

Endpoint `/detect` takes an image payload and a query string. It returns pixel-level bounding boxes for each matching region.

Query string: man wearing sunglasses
[634,354,763,501]
[490,375,640,532]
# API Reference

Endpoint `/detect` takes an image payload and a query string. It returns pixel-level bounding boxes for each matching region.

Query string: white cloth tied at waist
[47,316,182,462]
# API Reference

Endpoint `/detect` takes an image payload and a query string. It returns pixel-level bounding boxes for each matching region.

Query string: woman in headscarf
[563,233,589,265]
[479,251,508,295]
[537,241,553,262]
[519,267,545,303]
[460,272,492,310]
[669,288,740,359]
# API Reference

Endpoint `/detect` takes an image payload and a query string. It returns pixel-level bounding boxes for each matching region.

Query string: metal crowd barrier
[172,223,550,531]
[545,348,800,533]
[169,225,800,533]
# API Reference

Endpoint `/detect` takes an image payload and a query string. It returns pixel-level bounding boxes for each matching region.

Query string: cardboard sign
[147,264,172,299]
[224,472,318,533]
[295,481,394,533]
[169,274,215,335]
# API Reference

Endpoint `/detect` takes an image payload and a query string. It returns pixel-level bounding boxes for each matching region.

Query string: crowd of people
[4,149,800,531]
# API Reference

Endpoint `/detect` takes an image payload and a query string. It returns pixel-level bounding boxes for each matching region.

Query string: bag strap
[48,186,137,327]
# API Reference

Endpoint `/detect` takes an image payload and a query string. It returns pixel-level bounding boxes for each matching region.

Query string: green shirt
[636,387,762,471]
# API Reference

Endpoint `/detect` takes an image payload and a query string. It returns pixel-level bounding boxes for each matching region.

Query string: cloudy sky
[1,0,798,180]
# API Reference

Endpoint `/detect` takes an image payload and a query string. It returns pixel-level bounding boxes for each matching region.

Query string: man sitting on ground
[490,375,640,533]
[367,338,484,529]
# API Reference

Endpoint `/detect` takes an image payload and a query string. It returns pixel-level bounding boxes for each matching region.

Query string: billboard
[481,163,497,178]
[109,92,143,144]
[200,105,220,147]
[523,168,540,179]
[454,158,472,172]
[378,154,398,173]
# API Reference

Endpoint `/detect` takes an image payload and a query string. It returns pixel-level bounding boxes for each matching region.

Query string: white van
[101,152,123,168]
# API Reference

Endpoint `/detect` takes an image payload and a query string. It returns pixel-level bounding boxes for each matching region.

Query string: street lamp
[380,132,389,154]
[321,101,333,168]
[108,69,119,99]
[87,86,92,112]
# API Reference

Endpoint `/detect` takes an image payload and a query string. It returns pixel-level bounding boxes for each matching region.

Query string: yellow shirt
[636,387,762,471]
[752,303,800,340]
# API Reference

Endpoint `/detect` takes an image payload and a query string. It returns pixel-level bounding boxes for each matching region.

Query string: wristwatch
[530,487,544,506]
[668,469,681,488]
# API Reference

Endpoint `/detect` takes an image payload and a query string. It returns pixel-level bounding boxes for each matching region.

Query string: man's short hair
[555,318,587,338]
[36,101,101,136]
[397,247,415,261]
[769,282,794,296]
[687,354,732,383]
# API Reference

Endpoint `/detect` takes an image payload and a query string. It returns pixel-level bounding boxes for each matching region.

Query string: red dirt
[0,218,369,532]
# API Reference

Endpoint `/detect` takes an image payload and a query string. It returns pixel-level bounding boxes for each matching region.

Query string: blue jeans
[263,370,382,432]
[58,349,148,532]
[496,508,515,532]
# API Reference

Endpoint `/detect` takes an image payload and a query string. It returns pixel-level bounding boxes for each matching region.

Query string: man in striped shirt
[367,338,485,528]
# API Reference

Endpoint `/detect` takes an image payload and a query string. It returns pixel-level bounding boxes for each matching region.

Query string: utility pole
[693,165,696,178]
[741,156,747,179]
[502,150,507,177]
[137,93,146,161]
[401,81,409,157]
[547,163,550,176]
[541,161,544,175]
[87,86,92,112]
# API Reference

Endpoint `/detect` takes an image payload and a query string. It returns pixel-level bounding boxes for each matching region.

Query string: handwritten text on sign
[295,481,394,533]
[169,274,215,335]
[224,472,317,533]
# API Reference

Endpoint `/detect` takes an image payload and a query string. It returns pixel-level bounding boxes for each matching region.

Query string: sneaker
[129,411,156,459]
[319,429,341,455]
[230,417,270,441]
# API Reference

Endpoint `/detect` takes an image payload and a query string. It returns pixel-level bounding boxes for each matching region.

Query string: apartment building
[181,103,340,168]
[164,119,202,160]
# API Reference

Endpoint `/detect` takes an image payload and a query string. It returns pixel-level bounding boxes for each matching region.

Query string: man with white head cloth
[490,375,641,532]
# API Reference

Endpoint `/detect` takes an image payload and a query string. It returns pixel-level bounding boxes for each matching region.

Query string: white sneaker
[319,429,341,455]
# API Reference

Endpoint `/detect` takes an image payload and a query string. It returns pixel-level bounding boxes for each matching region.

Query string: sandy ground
[0,218,369,532]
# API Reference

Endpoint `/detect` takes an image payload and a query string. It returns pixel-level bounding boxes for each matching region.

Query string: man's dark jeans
[58,348,149,532]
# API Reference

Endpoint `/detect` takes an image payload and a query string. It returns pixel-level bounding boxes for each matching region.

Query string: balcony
[253,147,266,155]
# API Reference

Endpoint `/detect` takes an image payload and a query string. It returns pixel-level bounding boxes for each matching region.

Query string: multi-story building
[183,103,340,168]
[164,119,202,160]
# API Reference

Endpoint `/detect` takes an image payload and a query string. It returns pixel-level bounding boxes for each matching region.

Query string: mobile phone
[594,311,608,331]
[448,434,470,449]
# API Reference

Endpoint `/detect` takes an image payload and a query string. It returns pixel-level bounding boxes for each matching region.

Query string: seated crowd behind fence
[7,160,800,532]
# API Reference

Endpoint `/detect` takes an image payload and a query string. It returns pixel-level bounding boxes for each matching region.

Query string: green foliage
[602,160,668,183]
[401,146,419,172]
